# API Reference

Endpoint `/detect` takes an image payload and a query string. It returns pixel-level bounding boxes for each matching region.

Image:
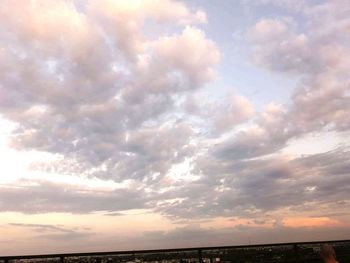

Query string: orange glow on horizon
[282,217,341,228]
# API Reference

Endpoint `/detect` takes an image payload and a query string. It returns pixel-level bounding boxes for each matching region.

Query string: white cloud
[0,0,220,185]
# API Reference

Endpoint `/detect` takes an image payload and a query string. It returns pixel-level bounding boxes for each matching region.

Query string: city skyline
[0,0,349,255]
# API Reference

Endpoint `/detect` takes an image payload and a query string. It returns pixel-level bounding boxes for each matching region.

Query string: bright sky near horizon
[0,0,349,255]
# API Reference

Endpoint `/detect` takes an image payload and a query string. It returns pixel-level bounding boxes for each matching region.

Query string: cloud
[9,223,93,240]
[183,91,255,134]
[212,103,289,160]
[89,0,207,60]
[0,180,150,213]
[1,146,347,217]
[0,0,219,184]
[0,0,349,230]
[156,147,350,220]
[207,0,350,170]
[249,18,314,75]
[248,1,350,133]
[150,26,220,88]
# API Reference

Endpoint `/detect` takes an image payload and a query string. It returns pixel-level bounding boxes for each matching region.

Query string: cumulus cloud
[207,0,350,172]
[0,0,219,184]
[150,26,220,88]
[249,18,314,74]
[182,91,255,135]
[249,1,350,133]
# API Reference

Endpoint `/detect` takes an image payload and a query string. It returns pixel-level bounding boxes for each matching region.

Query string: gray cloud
[1,147,347,217]
[1,145,348,221]
[156,147,350,220]
[0,180,150,213]
[9,223,93,240]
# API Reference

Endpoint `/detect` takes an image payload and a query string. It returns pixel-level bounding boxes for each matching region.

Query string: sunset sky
[0,0,349,256]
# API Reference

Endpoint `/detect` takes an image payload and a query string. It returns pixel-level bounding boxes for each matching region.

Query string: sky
[0,0,349,256]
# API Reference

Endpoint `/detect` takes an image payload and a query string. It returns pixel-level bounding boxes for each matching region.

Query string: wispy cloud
[9,223,93,240]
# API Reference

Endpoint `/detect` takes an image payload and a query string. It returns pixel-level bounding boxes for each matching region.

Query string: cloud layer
[0,0,349,250]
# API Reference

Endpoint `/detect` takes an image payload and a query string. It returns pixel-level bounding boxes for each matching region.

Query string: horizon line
[1,238,349,259]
